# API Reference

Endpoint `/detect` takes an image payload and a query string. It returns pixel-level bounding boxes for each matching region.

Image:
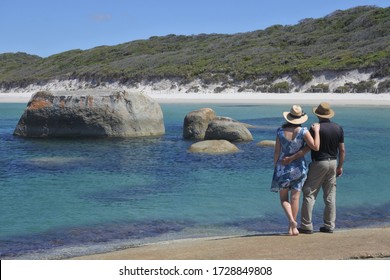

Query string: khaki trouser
[300,159,337,231]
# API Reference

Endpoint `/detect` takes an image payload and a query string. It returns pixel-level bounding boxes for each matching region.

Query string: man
[282,102,345,234]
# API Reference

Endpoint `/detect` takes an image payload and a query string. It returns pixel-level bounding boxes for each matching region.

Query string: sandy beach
[1,91,390,106]
[69,227,390,260]
[148,92,390,106]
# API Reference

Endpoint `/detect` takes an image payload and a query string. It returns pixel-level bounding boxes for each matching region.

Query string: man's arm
[337,142,345,177]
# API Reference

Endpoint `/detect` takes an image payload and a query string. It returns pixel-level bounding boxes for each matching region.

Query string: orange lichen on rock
[87,96,94,107]
[28,99,52,110]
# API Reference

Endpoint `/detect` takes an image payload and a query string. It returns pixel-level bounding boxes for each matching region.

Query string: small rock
[188,140,239,154]
[257,140,276,147]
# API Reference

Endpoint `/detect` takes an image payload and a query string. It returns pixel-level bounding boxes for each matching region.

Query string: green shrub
[377,79,390,93]
[334,85,351,93]
[350,80,376,93]
[291,71,313,84]
[307,83,330,92]
[268,81,291,93]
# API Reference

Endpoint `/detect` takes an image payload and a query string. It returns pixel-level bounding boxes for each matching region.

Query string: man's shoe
[298,228,313,234]
[319,227,333,233]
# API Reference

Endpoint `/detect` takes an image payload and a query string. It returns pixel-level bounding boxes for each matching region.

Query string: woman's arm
[280,145,311,165]
[280,124,320,165]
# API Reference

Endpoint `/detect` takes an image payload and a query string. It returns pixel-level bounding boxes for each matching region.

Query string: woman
[271,105,320,236]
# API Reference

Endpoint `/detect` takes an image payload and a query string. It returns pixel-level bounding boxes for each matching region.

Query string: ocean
[1,102,390,259]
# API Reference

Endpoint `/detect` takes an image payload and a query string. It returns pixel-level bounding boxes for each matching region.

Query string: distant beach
[1,91,390,106]
[0,92,35,103]
[148,92,390,106]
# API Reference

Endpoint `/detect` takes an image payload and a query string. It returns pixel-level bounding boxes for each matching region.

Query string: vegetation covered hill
[1,5,389,92]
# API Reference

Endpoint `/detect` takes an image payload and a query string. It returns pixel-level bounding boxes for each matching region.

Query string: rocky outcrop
[13,90,165,138]
[204,119,253,142]
[188,140,239,154]
[183,108,216,140]
[183,108,253,142]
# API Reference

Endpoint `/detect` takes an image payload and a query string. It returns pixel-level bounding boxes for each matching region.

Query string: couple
[271,102,345,236]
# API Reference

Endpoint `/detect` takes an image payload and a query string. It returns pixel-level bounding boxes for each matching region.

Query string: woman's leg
[279,189,298,235]
[290,190,300,235]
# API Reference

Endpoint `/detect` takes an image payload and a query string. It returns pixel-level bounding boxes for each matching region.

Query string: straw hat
[283,105,308,125]
[312,102,335,118]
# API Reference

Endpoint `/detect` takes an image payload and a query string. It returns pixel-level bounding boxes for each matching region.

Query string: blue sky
[1,0,388,57]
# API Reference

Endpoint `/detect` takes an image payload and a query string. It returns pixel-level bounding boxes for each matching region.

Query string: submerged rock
[257,140,276,147]
[188,140,239,154]
[13,90,165,138]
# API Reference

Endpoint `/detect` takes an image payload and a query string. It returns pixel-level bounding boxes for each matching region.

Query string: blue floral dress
[271,127,309,192]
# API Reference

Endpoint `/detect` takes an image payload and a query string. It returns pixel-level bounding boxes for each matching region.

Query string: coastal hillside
[1,5,389,93]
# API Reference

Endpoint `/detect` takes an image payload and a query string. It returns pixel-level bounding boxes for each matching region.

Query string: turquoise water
[1,102,390,259]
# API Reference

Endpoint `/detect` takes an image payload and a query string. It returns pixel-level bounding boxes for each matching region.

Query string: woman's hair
[282,122,302,128]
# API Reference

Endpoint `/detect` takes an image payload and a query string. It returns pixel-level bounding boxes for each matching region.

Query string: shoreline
[69,226,390,260]
[1,92,390,106]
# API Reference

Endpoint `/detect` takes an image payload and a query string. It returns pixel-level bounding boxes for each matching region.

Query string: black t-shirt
[310,120,344,161]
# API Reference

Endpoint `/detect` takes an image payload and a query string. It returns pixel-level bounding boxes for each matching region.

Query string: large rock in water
[13,90,165,138]
[204,119,253,142]
[183,108,216,140]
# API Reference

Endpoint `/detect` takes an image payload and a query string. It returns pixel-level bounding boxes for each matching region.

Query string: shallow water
[1,102,390,259]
